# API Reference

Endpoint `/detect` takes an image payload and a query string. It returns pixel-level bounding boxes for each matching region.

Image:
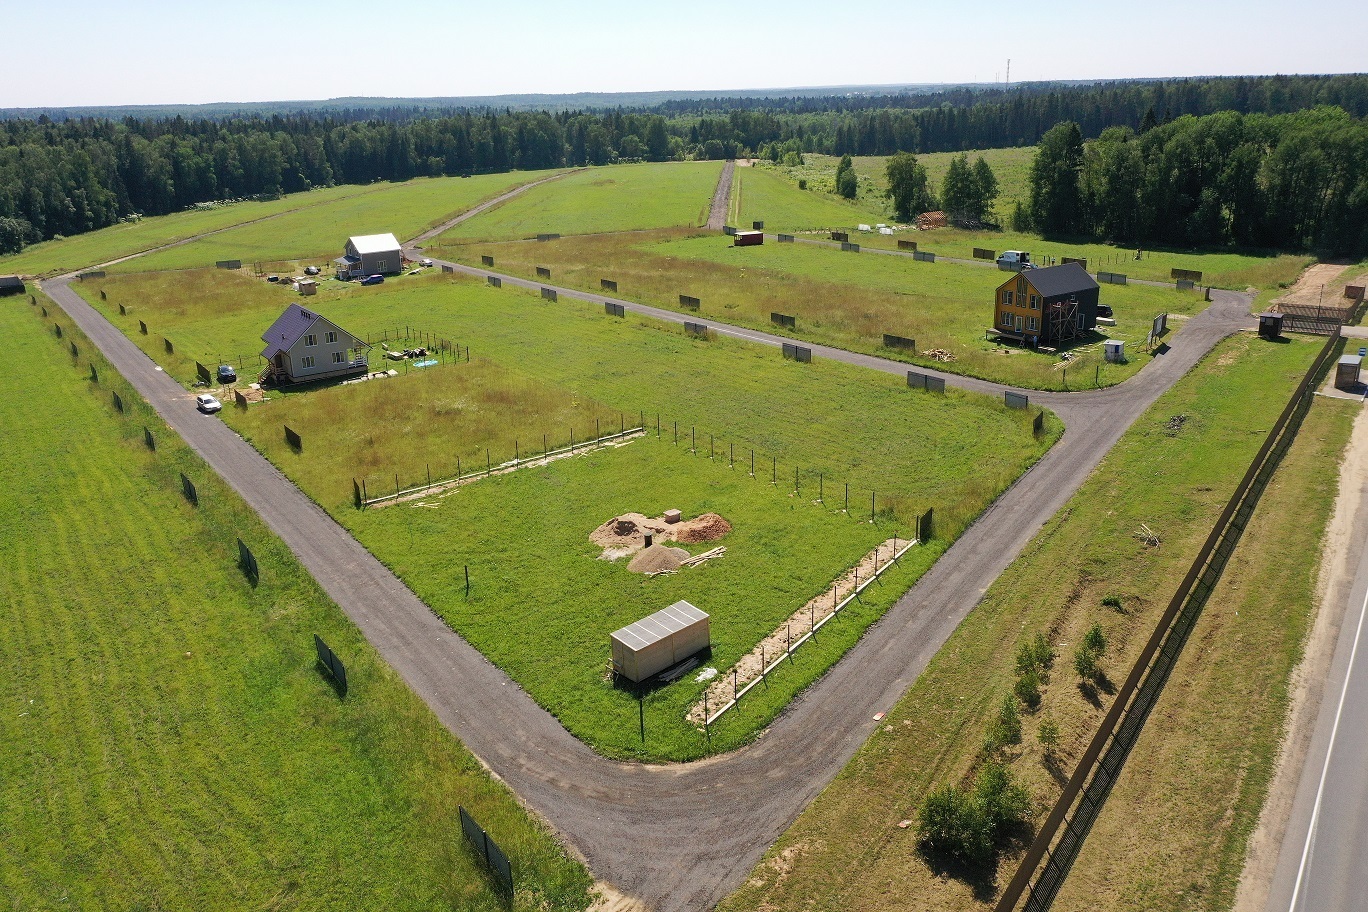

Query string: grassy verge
[434,162,723,243]
[0,293,592,910]
[716,331,1325,912]
[112,171,563,274]
[1054,394,1356,910]
[430,228,1196,390]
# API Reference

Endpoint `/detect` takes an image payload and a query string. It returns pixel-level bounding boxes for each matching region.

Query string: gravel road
[40,212,1254,911]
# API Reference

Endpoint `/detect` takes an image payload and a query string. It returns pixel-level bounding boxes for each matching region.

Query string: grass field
[756,148,1035,225]
[0,294,592,910]
[716,330,1329,912]
[1054,394,1355,909]
[433,162,723,243]
[741,155,1312,290]
[73,269,1058,758]
[0,184,376,278]
[429,228,1198,390]
[111,171,563,274]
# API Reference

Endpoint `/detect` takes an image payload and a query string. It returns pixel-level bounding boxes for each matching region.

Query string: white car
[196,393,222,413]
[420,257,433,267]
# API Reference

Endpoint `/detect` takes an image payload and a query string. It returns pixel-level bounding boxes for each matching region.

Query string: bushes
[985,694,1022,752]
[918,761,1032,866]
[1074,623,1107,683]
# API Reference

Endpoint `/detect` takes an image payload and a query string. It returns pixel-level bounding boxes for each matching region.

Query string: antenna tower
[1006,59,1011,86]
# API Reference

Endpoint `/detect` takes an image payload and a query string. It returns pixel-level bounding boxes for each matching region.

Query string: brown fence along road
[38,209,1256,910]
[995,329,1343,912]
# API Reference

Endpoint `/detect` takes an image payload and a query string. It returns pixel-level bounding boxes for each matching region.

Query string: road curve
[41,203,1254,910]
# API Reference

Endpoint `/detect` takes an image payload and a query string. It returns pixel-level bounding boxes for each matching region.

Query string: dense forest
[2,73,1367,255]
[1023,107,1368,253]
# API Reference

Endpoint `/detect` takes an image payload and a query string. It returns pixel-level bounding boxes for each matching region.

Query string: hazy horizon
[7,0,1362,109]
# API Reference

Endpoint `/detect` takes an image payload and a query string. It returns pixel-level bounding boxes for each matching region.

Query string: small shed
[610,600,710,683]
[0,275,25,297]
[1103,339,1125,363]
[734,230,764,247]
[1335,354,1361,391]
[297,278,318,296]
[1258,312,1283,340]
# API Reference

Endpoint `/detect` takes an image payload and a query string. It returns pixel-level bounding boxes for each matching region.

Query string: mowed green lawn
[115,171,564,274]
[78,269,1058,531]
[731,164,888,232]
[719,331,1330,912]
[0,296,591,910]
[434,161,723,243]
[431,228,1196,390]
[345,439,933,760]
[0,184,375,278]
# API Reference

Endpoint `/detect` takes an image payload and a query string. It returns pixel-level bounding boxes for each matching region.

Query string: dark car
[1097,304,1114,318]
[217,364,237,383]
[360,274,385,286]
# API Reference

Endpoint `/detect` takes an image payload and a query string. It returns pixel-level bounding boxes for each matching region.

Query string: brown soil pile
[675,513,732,543]
[627,545,689,574]
[590,512,670,555]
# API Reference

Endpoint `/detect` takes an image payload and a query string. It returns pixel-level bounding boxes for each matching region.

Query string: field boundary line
[363,425,645,507]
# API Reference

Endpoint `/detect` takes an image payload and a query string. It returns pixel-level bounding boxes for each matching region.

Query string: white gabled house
[335,232,403,279]
[260,304,370,385]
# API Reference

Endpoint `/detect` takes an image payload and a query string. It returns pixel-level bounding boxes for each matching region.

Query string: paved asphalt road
[1264,468,1368,912]
[41,220,1253,910]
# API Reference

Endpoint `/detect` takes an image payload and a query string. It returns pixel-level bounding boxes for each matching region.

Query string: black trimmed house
[259,304,371,385]
[334,233,402,279]
[990,263,1100,348]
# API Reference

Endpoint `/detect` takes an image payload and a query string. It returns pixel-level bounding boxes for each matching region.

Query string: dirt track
[706,160,735,230]
[41,205,1256,912]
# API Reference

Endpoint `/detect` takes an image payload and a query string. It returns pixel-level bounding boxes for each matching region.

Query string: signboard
[770,312,796,329]
[540,287,557,301]
[781,343,812,363]
[883,334,916,351]
[679,295,701,310]
[601,279,618,292]
[605,302,625,317]
[1005,392,1029,410]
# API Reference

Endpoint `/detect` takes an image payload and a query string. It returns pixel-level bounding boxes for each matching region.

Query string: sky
[5,0,1364,108]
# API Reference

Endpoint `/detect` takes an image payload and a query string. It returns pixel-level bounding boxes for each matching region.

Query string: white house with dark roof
[260,304,370,385]
[335,233,403,279]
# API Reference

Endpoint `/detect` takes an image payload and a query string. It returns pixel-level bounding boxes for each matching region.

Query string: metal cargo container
[734,230,764,247]
[610,600,711,683]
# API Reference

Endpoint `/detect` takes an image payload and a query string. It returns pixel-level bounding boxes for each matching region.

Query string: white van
[997,250,1032,270]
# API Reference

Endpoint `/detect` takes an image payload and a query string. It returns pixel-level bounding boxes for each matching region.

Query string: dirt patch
[1272,261,1355,310]
[1233,405,1368,912]
[675,513,732,543]
[588,882,650,912]
[627,544,690,574]
[590,511,731,560]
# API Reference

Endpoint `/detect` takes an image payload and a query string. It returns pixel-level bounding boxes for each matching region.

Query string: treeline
[3,73,1367,255]
[1023,107,1368,253]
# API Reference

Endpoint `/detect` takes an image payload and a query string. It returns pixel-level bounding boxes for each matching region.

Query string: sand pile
[675,513,732,543]
[627,544,689,574]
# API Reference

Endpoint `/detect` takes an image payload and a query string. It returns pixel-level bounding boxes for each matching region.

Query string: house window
[376,260,387,271]
[301,356,315,368]
[305,334,317,347]
[1001,312,1013,328]
[1029,295,1040,309]
[1003,290,1014,306]
[1027,317,1038,331]
[332,351,344,364]
[326,331,337,344]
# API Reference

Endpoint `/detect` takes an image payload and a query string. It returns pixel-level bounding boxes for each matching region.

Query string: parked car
[360,274,385,286]
[196,393,222,413]
[303,265,320,276]
[420,257,433,267]
[217,364,237,383]
[1097,304,1114,318]
[266,274,280,283]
